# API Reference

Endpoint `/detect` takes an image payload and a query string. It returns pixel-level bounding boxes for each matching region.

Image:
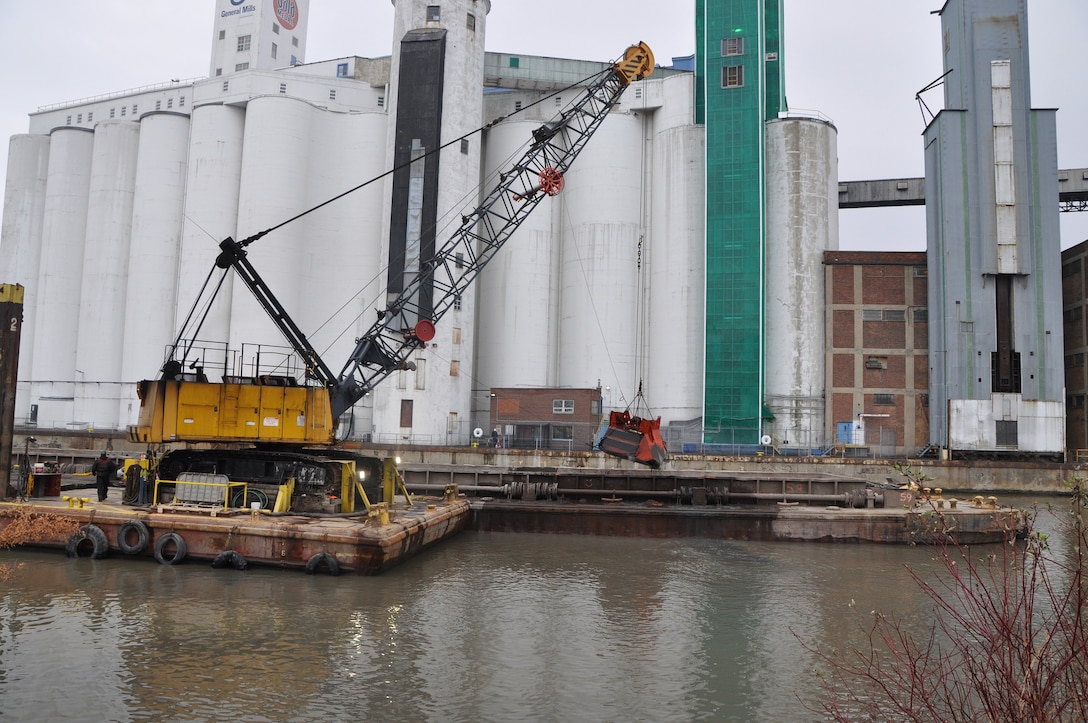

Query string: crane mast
[130,42,654,446]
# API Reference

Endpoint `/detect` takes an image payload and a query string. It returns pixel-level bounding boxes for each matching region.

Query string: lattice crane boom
[327,42,654,419]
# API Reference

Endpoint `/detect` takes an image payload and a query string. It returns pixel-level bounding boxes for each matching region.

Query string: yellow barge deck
[0,493,469,575]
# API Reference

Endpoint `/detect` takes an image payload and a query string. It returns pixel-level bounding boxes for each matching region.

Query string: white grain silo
[557,111,644,405]
[0,134,50,421]
[475,118,559,390]
[764,116,838,448]
[31,127,94,428]
[117,111,191,426]
[646,73,706,426]
[74,121,140,429]
[299,110,388,383]
[175,104,246,365]
[229,95,314,367]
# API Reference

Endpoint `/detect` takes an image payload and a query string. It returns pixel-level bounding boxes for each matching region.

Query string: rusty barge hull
[467,499,1024,544]
[0,496,469,574]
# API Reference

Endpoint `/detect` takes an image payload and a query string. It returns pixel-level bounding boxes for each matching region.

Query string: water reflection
[0,493,1075,722]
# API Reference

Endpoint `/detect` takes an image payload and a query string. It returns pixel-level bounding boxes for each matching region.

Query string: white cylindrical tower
[300,110,388,391]
[31,127,95,429]
[75,121,141,429]
[0,134,50,421]
[230,96,314,367]
[764,116,838,448]
[176,103,246,362]
[557,112,644,404]
[118,112,191,426]
[645,75,706,427]
[475,119,558,390]
[372,0,490,444]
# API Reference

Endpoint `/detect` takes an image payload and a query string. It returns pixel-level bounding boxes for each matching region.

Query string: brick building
[824,251,930,456]
[488,387,603,451]
[1063,242,1088,454]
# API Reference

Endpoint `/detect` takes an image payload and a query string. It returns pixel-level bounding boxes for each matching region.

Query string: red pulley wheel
[539,167,564,196]
[414,319,436,342]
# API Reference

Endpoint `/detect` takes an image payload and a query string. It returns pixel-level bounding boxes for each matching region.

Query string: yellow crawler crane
[129,43,656,512]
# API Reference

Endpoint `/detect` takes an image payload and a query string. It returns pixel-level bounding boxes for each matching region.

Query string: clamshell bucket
[598,410,667,468]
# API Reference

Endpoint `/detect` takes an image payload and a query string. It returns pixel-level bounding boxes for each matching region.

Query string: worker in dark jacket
[91,452,118,502]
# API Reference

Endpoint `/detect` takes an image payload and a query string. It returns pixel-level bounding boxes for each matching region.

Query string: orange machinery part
[599,410,668,468]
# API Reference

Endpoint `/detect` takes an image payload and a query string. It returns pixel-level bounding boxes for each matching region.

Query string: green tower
[696,0,785,444]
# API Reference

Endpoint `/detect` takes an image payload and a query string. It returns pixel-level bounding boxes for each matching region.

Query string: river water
[0,494,1075,722]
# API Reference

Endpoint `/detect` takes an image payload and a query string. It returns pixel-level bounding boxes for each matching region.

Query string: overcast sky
[1,1,1085,250]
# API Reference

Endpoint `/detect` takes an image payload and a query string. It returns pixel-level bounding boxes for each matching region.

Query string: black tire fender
[65,524,109,559]
[211,550,249,571]
[304,552,341,576]
[153,532,187,565]
[117,520,150,555]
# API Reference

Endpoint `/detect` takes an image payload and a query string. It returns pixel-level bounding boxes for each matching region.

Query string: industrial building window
[290,55,297,65]
[86,112,92,122]
[722,65,744,88]
[77,113,82,123]
[292,36,299,47]
[452,327,461,345]
[400,399,413,428]
[279,82,287,94]
[873,394,895,406]
[453,294,462,310]
[427,5,440,21]
[109,108,115,118]
[460,138,469,154]
[1064,259,1082,277]
[222,80,229,92]
[238,35,251,52]
[885,309,906,322]
[167,98,173,109]
[509,57,520,68]
[1065,306,1084,323]
[455,252,464,268]
[216,68,222,77]
[414,359,426,390]
[66,115,71,125]
[553,400,575,414]
[397,369,407,389]
[272,43,278,60]
[1069,394,1087,410]
[329,89,337,100]
[556,97,562,107]
[121,107,126,117]
[913,266,928,277]
[377,96,385,108]
[515,101,522,111]
[132,104,138,114]
[959,320,974,333]
[721,37,744,56]
[236,63,249,72]
[467,13,475,31]
[995,420,1018,447]
[862,309,883,322]
[219,30,225,41]
[1066,353,1085,369]
[272,23,279,34]
[449,360,460,377]
[336,63,348,77]
[913,308,928,322]
[552,425,573,442]
[155,100,162,110]
[179,96,185,107]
